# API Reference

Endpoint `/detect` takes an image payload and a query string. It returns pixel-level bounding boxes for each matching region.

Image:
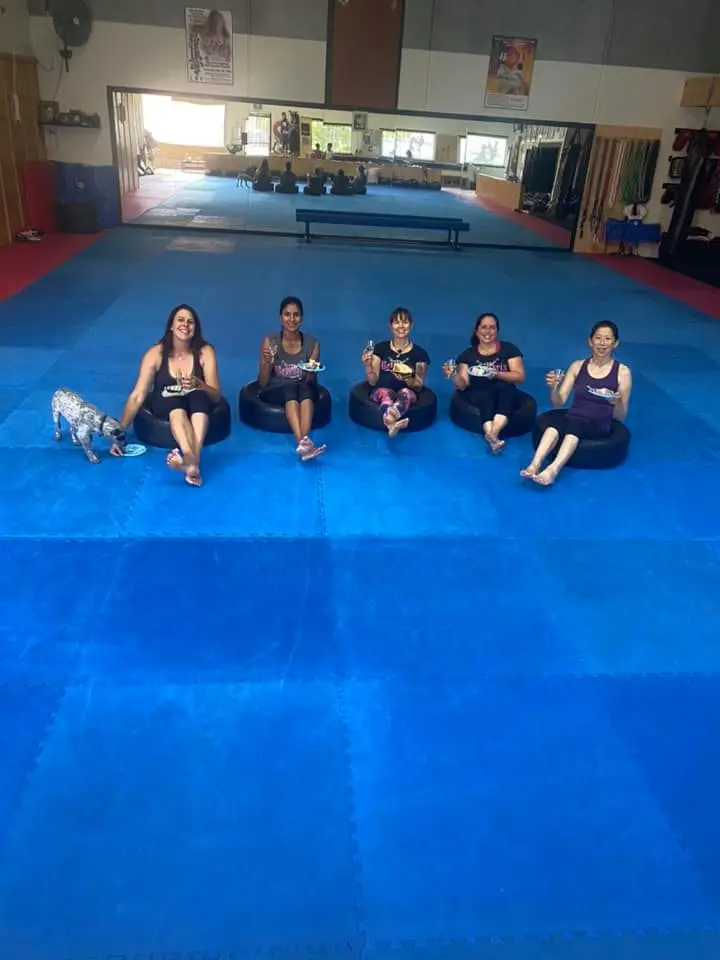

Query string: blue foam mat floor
[128,172,565,248]
[1,226,720,960]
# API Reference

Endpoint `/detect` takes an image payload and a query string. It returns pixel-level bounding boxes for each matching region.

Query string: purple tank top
[569,359,619,425]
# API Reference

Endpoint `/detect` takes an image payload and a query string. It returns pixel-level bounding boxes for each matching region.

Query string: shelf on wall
[40,120,101,130]
[680,76,720,109]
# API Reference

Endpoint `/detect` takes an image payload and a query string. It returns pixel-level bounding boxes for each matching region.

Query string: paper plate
[299,363,326,373]
[122,443,148,457]
[468,364,493,377]
[586,386,618,399]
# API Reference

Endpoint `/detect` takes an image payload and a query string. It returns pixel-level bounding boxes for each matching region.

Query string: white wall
[29,17,325,165]
[0,0,33,56]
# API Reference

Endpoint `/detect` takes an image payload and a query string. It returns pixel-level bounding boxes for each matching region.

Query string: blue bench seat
[295,208,470,249]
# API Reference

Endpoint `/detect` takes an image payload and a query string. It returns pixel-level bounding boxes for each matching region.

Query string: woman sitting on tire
[258,296,326,461]
[361,307,430,438]
[443,312,525,453]
[115,304,221,487]
[521,320,632,486]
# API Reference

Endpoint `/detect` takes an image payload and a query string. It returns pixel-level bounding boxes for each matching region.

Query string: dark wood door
[326,0,405,111]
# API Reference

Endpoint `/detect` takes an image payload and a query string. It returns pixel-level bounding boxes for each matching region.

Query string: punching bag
[659,129,712,260]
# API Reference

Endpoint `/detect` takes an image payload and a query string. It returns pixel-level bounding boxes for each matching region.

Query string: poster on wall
[186,8,233,85]
[484,36,537,111]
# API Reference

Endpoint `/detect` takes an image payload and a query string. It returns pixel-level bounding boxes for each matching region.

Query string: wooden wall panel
[111,90,142,200]
[0,54,44,247]
[326,0,405,111]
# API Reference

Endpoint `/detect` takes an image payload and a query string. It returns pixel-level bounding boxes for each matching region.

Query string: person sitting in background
[304,168,325,196]
[115,304,221,487]
[443,312,525,454]
[352,164,368,195]
[326,143,334,159]
[521,321,632,486]
[276,161,298,194]
[257,296,326,461]
[331,169,352,196]
[310,143,325,160]
[253,159,273,192]
[361,307,430,438]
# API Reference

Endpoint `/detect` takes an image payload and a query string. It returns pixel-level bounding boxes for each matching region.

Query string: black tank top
[153,349,201,399]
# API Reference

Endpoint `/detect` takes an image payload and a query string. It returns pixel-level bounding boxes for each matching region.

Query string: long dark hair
[160,304,208,359]
[471,312,500,347]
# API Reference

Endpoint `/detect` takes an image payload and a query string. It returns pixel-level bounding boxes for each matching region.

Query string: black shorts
[553,412,611,441]
[466,381,517,422]
[260,380,318,406]
[149,389,214,420]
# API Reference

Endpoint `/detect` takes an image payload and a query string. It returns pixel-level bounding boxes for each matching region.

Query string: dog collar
[98,415,107,433]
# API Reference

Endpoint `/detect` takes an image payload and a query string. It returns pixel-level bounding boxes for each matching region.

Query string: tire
[449,388,537,438]
[348,381,438,433]
[238,380,332,434]
[532,409,631,469]
[134,396,232,450]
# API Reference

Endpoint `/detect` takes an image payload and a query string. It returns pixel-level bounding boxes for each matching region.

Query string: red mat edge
[0,233,103,302]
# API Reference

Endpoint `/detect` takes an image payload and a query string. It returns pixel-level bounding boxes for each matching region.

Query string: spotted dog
[51,387,126,464]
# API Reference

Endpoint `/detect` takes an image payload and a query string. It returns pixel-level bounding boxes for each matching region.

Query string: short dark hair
[590,320,619,340]
[389,306,413,326]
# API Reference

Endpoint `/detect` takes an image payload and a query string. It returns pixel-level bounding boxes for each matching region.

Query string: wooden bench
[295,209,470,249]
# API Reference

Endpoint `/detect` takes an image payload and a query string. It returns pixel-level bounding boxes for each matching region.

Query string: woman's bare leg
[534,435,580,486]
[284,400,304,444]
[167,409,197,476]
[485,413,509,453]
[298,398,325,459]
[521,427,559,478]
[299,398,314,438]
[185,411,209,486]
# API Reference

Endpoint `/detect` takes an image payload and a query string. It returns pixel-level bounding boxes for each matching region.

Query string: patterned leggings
[370,387,417,418]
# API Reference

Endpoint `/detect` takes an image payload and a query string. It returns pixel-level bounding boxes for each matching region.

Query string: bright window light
[459,135,508,168]
[141,94,226,147]
[381,130,436,161]
[310,121,353,154]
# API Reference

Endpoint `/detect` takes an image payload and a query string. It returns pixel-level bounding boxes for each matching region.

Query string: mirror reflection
[113,90,594,250]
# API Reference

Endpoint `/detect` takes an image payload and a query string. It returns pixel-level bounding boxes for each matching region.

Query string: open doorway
[111,92,228,223]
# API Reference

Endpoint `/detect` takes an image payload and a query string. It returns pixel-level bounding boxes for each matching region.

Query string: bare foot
[185,466,203,487]
[520,465,539,478]
[166,449,184,473]
[301,442,326,461]
[488,435,505,455]
[533,467,558,486]
[388,417,409,438]
[383,407,399,431]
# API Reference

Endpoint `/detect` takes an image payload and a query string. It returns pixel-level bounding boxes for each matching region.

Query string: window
[381,129,436,161]
[141,94,225,147]
[243,114,271,156]
[310,120,353,154]
[459,134,508,168]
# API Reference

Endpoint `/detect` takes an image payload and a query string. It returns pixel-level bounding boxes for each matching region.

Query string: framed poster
[186,8,233,84]
[484,36,537,111]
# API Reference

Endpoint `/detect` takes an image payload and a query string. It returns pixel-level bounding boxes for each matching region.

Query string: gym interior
[1,1,720,958]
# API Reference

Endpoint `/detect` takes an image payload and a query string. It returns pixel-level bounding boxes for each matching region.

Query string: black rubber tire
[348,381,438,433]
[449,388,537,438]
[133,396,232,450]
[238,380,332,434]
[532,409,631,469]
